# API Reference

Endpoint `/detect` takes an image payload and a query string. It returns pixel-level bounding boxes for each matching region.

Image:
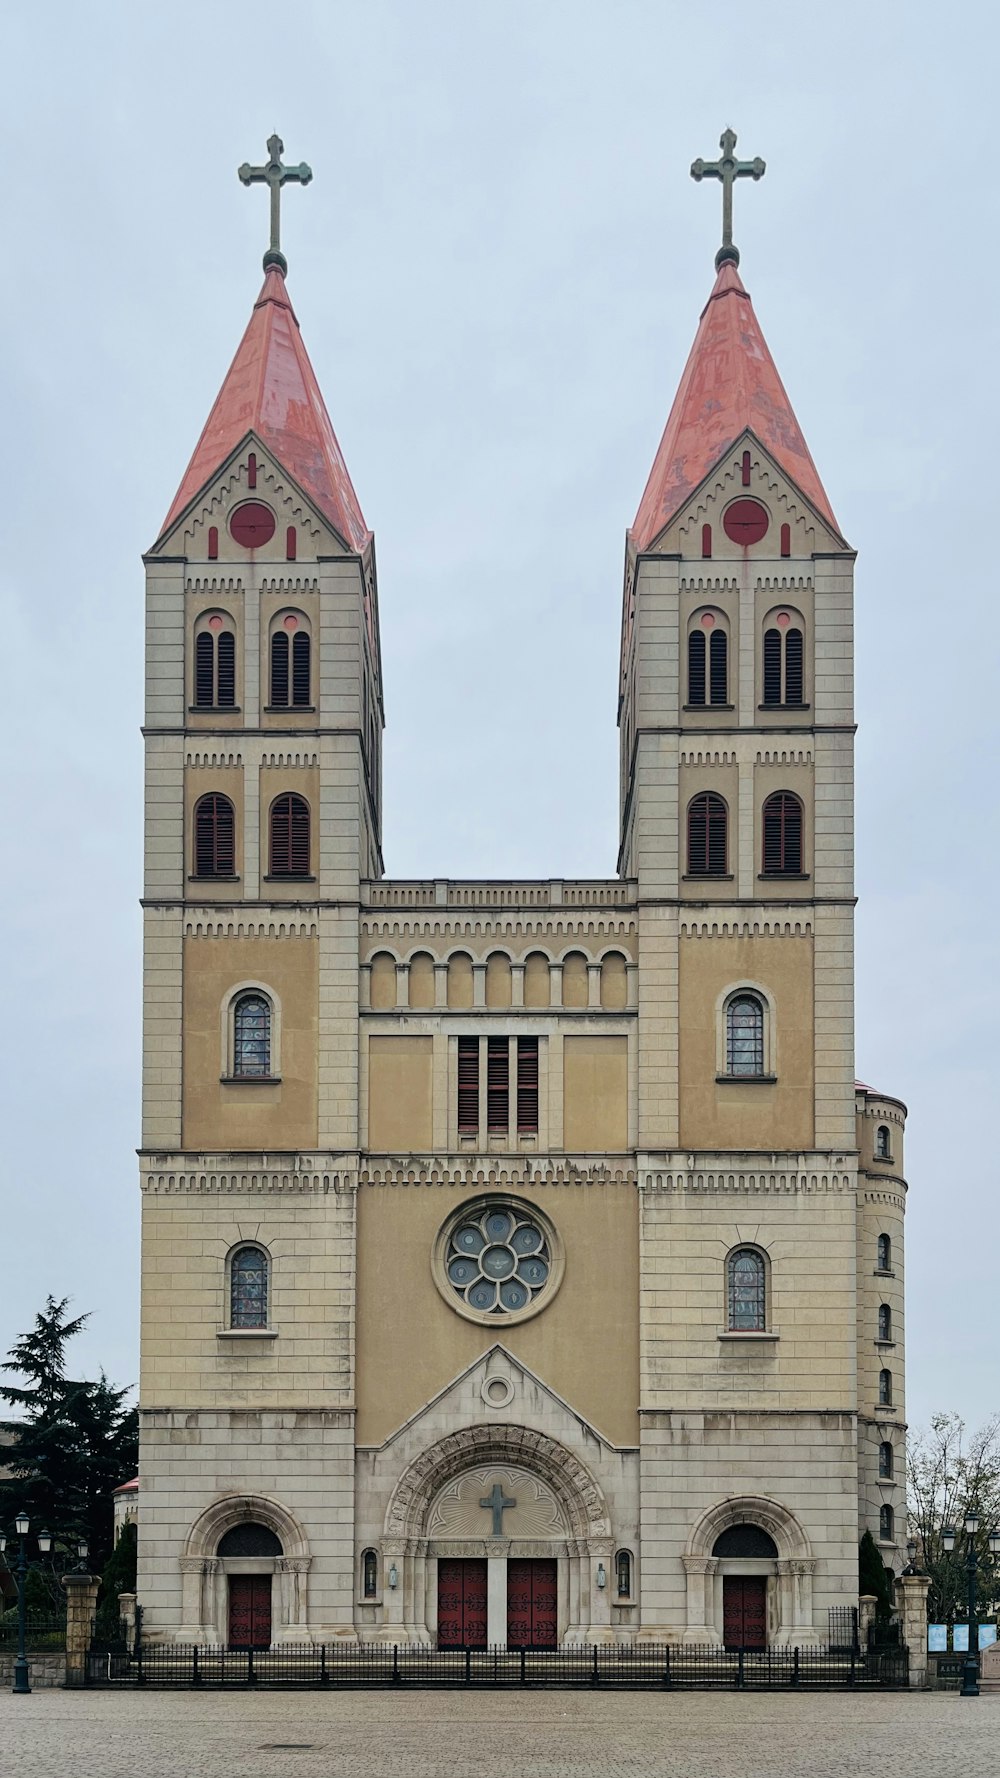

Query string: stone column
[178,1555,206,1641]
[117,1592,138,1653]
[487,1555,507,1648]
[859,1593,878,1645]
[681,1555,719,1644]
[898,1573,932,1688]
[586,964,602,1009]
[433,962,449,1009]
[62,1572,99,1688]
[382,1540,406,1640]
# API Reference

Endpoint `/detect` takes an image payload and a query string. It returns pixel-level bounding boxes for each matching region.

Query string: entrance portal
[723,1576,767,1649]
[437,1559,488,1648]
[228,1575,272,1648]
[507,1559,557,1648]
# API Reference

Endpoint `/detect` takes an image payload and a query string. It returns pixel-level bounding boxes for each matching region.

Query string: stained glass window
[362,1549,378,1598]
[877,1234,891,1271]
[231,1246,268,1329]
[879,1504,894,1541]
[726,995,764,1075]
[879,1442,893,1479]
[728,1249,766,1331]
[616,1551,632,1597]
[879,1368,892,1405]
[878,1303,892,1341]
[234,994,270,1077]
[445,1204,551,1317]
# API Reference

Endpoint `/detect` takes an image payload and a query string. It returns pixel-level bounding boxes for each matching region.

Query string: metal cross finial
[690,128,765,270]
[480,1481,517,1536]
[238,133,313,274]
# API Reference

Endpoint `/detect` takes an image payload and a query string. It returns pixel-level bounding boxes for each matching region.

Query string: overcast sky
[1,1,996,1439]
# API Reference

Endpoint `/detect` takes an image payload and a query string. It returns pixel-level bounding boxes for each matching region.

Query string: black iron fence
[86,1639,909,1691]
[0,1611,67,1651]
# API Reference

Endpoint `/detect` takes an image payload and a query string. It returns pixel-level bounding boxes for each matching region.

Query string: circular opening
[722,499,769,546]
[434,1197,563,1326]
[229,501,277,549]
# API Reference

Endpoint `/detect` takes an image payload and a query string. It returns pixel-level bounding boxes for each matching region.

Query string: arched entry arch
[380,1424,614,1647]
[682,1496,817,1647]
[178,1494,312,1646]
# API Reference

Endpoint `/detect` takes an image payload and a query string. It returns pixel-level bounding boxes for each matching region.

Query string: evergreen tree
[859,1528,894,1619]
[0,1296,137,1574]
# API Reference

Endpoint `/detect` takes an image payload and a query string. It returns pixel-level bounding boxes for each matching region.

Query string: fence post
[247,1646,256,1686]
[592,1644,600,1686]
[791,1646,799,1688]
[192,1646,201,1687]
[737,1648,745,1689]
[392,1643,400,1684]
[662,1646,671,1688]
[320,1644,328,1686]
[849,1646,856,1687]
[520,1647,526,1686]
[61,1571,99,1689]
[465,1647,472,1684]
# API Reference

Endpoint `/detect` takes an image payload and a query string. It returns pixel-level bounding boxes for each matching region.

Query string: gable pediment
[148,433,358,561]
[641,430,850,560]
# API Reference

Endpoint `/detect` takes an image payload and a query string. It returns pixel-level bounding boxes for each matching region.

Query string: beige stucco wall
[563,1036,629,1151]
[368,1035,433,1150]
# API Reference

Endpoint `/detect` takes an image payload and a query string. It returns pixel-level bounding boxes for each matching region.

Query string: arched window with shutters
[687,792,729,876]
[879,1504,894,1542]
[269,793,311,876]
[877,1233,892,1272]
[193,614,237,709]
[727,1247,767,1331]
[232,992,272,1077]
[725,993,765,1076]
[687,612,729,706]
[269,613,312,709]
[878,1303,892,1342]
[762,609,805,706]
[229,1244,269,1329]
[879,1441,894,1478]
[193,793,236,878]
[761,791,804,874]
[878,1368,892,1406]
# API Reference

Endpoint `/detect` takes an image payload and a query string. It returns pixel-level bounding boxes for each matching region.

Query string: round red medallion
[722,499,769,546]
[229,502,276,548]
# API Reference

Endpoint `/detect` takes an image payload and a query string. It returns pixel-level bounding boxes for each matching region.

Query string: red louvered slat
[687,792,727,875]
[269,793,310,875]
[289,794,310,874]
[271,631,289,705]
[195,632,215,706]
[487,1038,509,1134]
[762,792,802,873]
[688,630,706,704]
[457,1038,479,1135]
[762,629,782,705]
[292,632,311,706]
[516,1039,539,1134]
[217,631,235,707]
[707,794,727,873]
[709,630,728,704]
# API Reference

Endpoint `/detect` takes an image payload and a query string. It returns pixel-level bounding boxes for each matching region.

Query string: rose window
[445,1206,550,1316]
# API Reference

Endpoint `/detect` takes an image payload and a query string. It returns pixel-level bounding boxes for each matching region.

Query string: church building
[137,133,908,1651]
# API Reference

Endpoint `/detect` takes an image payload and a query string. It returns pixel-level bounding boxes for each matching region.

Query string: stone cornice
[639,1154,857,1195]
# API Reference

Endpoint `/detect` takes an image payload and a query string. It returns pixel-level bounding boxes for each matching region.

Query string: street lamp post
[0,1512,52,1696]
[941,1514,1000,1698]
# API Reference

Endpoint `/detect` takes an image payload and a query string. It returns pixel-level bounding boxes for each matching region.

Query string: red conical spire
[160,265,369,550]
[631,260,840,550]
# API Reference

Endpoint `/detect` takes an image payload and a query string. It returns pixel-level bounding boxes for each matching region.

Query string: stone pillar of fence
[118,1592,138,1652]
[858,1594,878,1644]
[896,1573,931,1688]
[62,1572,99,1688]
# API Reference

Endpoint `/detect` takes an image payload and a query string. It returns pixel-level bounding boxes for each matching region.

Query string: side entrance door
[228,1575,272,1648]
[722,1576,767,1649]
[507,1558,558,1648]
[437,1558,488,1648]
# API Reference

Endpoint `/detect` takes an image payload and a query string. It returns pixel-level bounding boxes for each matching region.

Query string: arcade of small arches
[364,947,636,1013]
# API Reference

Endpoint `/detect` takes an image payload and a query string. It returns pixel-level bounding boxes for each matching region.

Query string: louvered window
[487,1038,509,1134]
[233,994,270,1077]
[292,632,311,706]
[785,628,804,703]
[230,1244,268,1327]
[763,628,782,704]
[762,791,803,874]
[726,995,764,1076]
[217,632,235,707]
[688,630,706,705]
[194,793,235,877]
[763,624,804,705]
[457,1038,479,1135]
[687,792,728,875]
[195,632,215,706]
[728,1248,766,1331]
[878,1303,892,1341]
[269,793,310,875]
[270,631,289,705]
[517,1038,539,1134]
[709,630,728,704]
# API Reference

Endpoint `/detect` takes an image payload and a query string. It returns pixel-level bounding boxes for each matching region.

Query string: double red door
[507,1559,557,1648]
[437,1559,488,1648]
[723,1576,767,1649]
[228,1575,272,1648]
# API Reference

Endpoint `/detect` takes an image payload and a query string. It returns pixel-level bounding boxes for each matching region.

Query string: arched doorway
[381,1425,614,1647]
[178,1494,312,1646]
[682,1496,817,1647]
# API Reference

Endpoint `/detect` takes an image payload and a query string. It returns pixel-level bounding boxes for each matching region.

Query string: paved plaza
[1,1688,996,1778]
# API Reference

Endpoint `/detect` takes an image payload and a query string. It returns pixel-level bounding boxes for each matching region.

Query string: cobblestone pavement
[1,1688,996,1778]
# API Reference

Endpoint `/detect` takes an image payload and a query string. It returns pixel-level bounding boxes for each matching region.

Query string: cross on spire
[238,134,313,275]
[480,1481,517,1536]
[690,128,765,270]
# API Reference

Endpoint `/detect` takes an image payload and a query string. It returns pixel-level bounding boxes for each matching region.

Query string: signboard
[953,1624,969,1651]
[979,1624,997,1650]
[927,1624,948,1651]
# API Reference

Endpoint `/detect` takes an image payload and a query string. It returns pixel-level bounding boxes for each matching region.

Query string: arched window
[879,1441,894,1479]
[269,615,312,708]
[712,1524,779,1558]
[615,1550,633,1597]
[687,792,728,875]
[233,993,271,1077]
[218,1522,282,1557]
[193,793,235,877]
[194,617,236,708]
[362,1549,379,1599]
[762,612,805,706]
[877,1234,891,1272]
[878,1303,892,1342]
[879,1504,894,1542]
[687,615,728,706]
[269,793,310,876]
[875,1124,891,1159]
[878,1368,892,1406]
[725,994,764,1076]
[762,791,803,874]
[230,1245,269,1329]
[728,1248,766,1331]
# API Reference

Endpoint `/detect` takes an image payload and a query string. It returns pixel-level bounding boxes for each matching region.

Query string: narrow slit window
[195,631,215,707]
[726,995,764,1076]
[878,1303,892,1341]
[194,793,235,877]
[216,631,236,707]
[615,1550,632,1597]
[687,792,728,875]
[709,629,728,704]
[233,994,271,1077]
[362,1549,378,1599]
[878,1368,892,1406]
[487,1038,509,1134]
[762,792,803,874]
[516,1038,539,1134]
[292,632,311,706]
[875,1125,891,1160]
[230,1244,268,1328]
[457,1037,479,1135]
[879,1441,893,1479]
[879,1504,894,1541]
[269,793,310,875]
[877,1234,891,1271]
[728,1248,766,1331]
[270,631,290,705]
[688,630,706,705]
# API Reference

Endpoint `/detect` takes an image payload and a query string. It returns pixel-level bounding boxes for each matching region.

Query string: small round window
[433,1197,563,1326]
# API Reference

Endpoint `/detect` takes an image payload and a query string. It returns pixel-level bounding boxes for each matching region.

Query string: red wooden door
[723,1576,767,1649]
[507,1559,558,1648]
[228,1575,272,1648]
[437,1559,488,1648]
